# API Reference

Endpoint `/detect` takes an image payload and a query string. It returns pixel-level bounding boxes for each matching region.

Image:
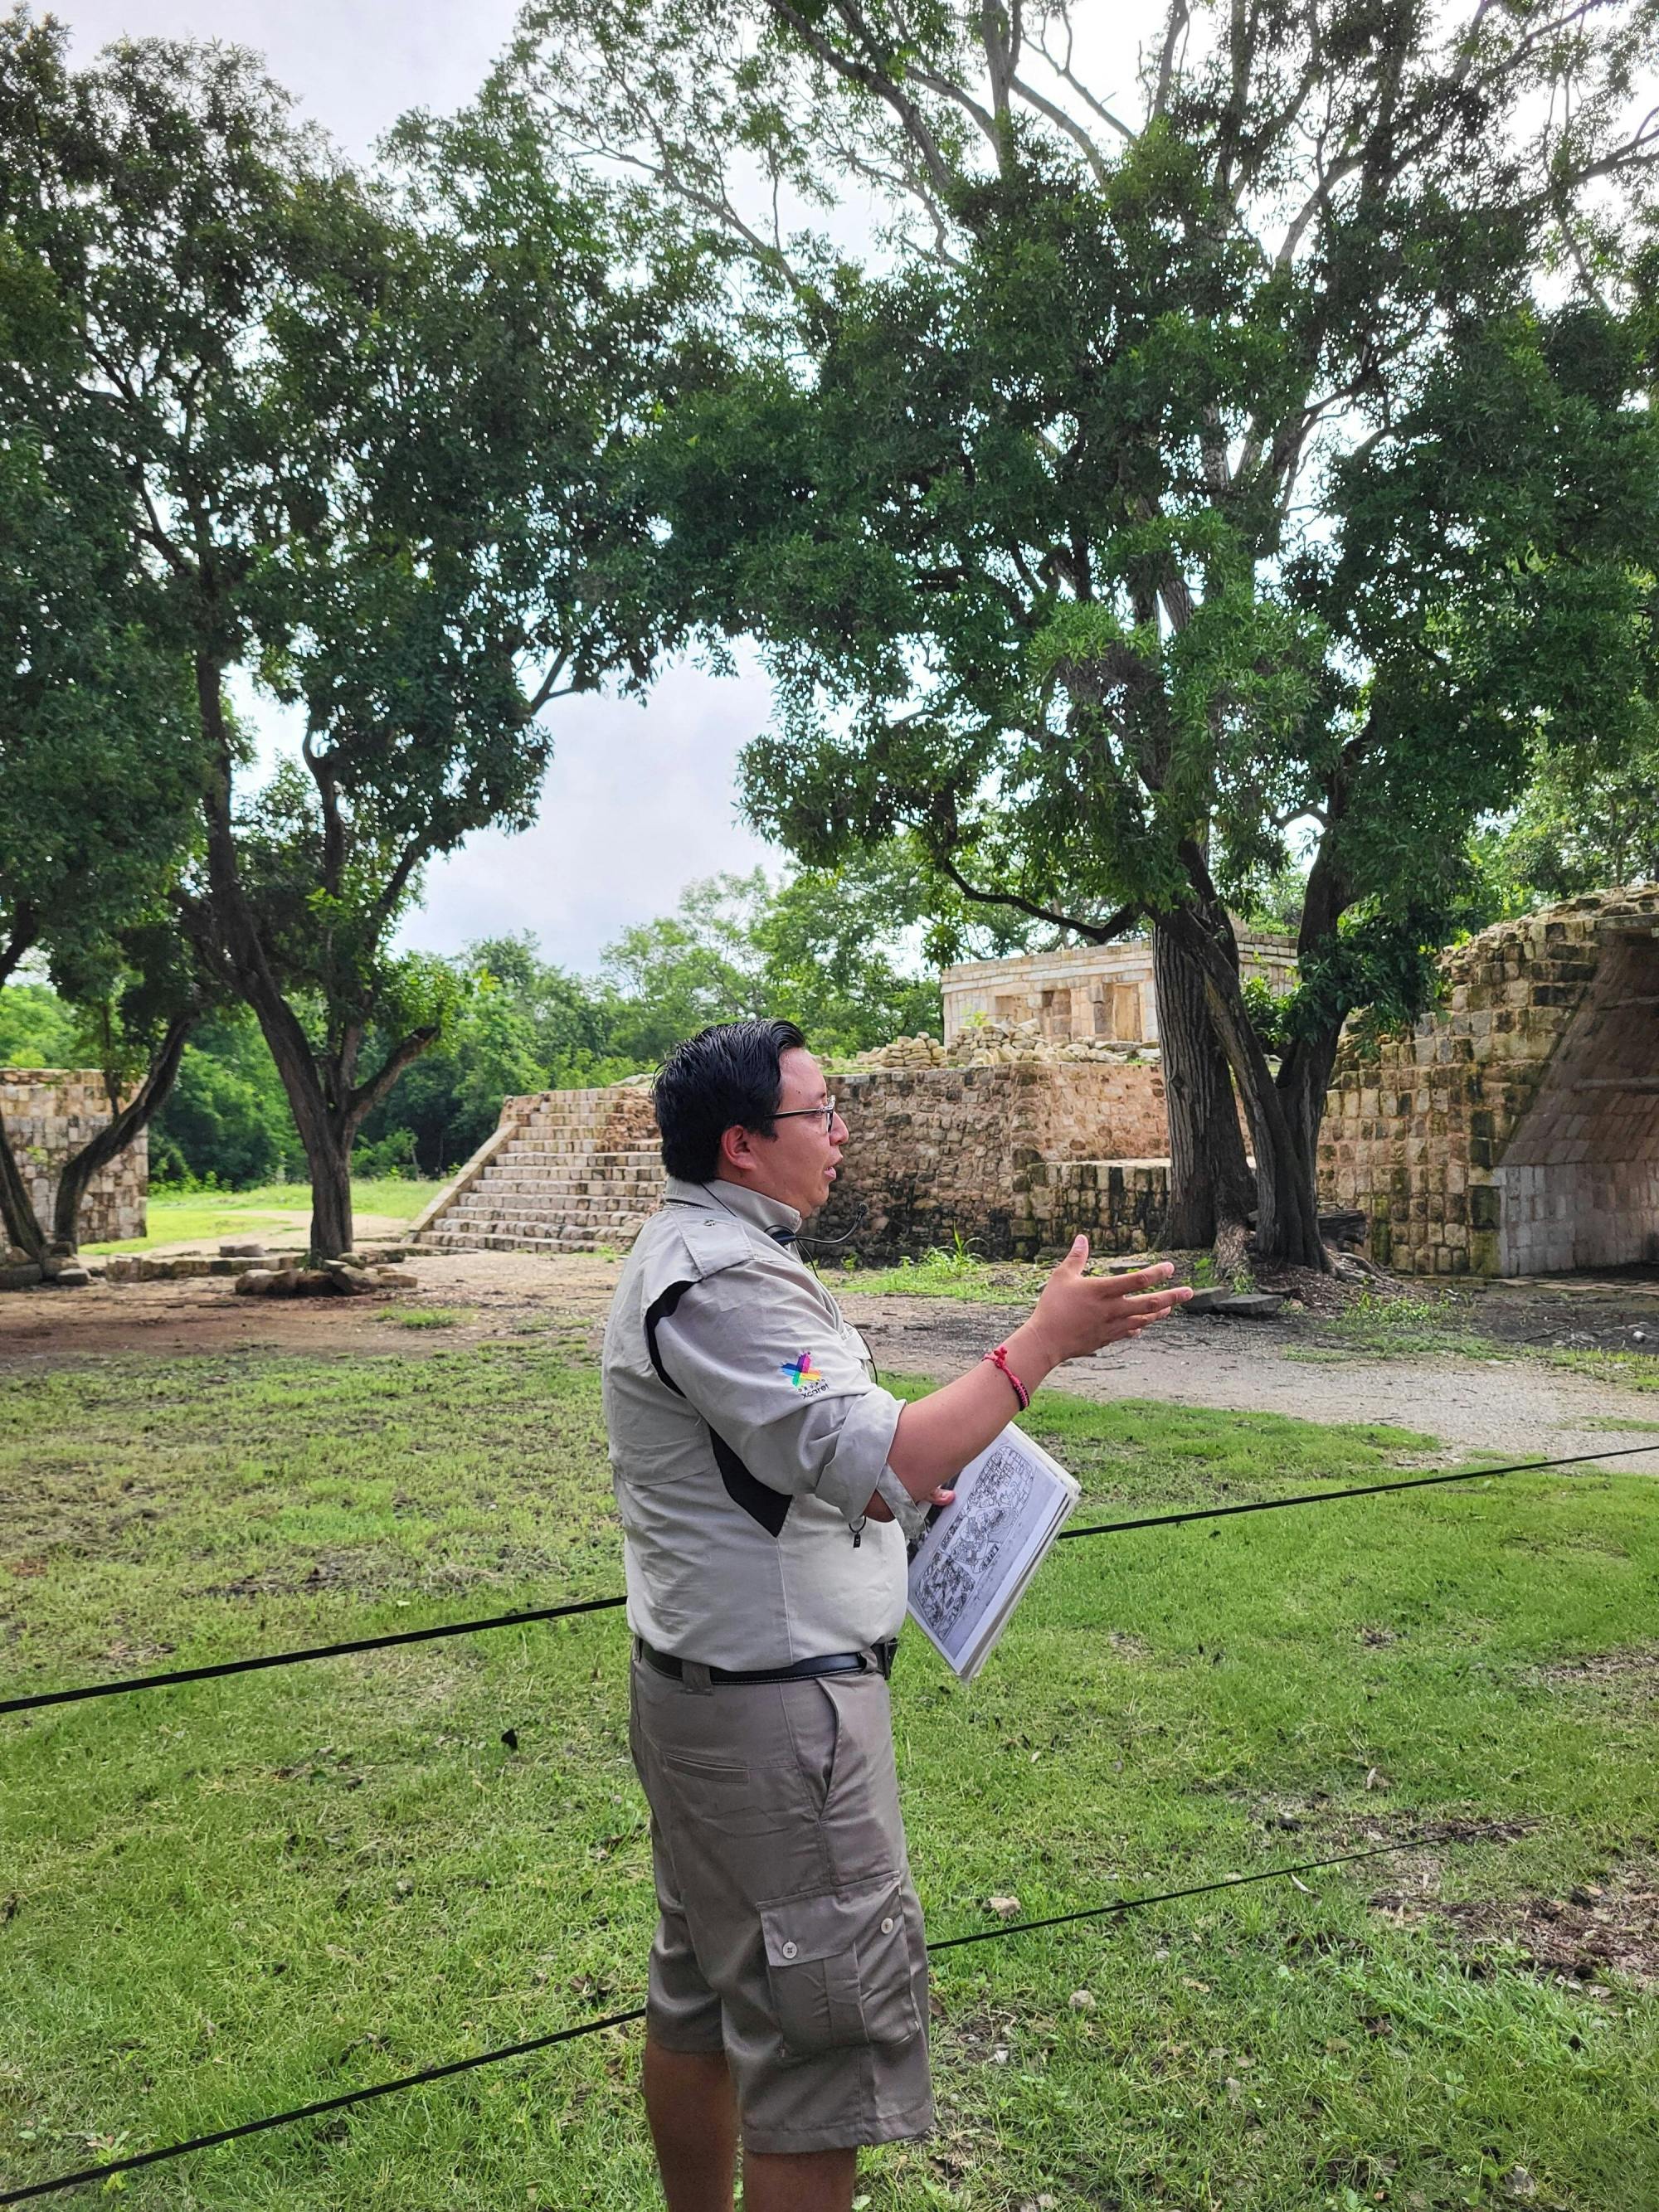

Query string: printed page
[906,1427,1078,1678]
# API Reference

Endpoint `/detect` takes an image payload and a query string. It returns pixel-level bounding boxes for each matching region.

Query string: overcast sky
[59,0,782,977]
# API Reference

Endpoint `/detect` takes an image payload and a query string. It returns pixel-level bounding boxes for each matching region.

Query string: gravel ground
[843,1293,1659,1471]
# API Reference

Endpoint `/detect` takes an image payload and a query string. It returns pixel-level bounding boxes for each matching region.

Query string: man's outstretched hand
[868,1237,1194,1519]
[1023,1237,1192,1367]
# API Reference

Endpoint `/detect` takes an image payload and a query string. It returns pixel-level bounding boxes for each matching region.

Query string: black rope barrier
[6,1437,1656,1720]
[1054,1433,1659,1541]
[0,1594,626,1718]
[0,1839,1425,2204]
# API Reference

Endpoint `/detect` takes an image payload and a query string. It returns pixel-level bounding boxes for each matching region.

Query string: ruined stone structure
[412,1083,660,1254]
[1320,887,1659,1276]
[416,1058,1171,1265]
[810,1062,1170,1260]
[941,931,1296,1045]
[416,887,1659,1278]
[0,1069,147,1247]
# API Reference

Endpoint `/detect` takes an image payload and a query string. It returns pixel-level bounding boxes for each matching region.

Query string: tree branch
[934,849,1140,944]
[0,906,38,992]
[51,1015,197,1248]
[348,1024,440,1132]
[1029,7,1140,140]
[763,0,959,205]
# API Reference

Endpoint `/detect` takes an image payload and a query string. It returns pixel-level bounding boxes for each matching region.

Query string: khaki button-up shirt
[601,1175,912,1669]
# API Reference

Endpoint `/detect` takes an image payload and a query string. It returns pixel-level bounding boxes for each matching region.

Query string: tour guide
[602,1018,1191,2212]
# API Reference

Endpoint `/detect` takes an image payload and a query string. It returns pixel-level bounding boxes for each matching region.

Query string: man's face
[723,1046,849,1218]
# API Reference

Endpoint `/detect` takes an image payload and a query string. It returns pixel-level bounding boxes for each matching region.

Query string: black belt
[636,1636,896,1685]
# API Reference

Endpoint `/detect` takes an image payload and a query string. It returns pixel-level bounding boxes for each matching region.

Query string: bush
[352,1127,421,1179]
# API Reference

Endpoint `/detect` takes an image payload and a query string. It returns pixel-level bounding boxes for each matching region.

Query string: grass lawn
[2,1347,1655,2210]
[846,1249,1052,1302]
[85,1179,445,1255]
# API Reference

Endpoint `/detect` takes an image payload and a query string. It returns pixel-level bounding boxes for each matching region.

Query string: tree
[518,0,1659,1264]
[601,871,773,1058]
[599,848,995,1062]
[0,275,204,1259]
[0,22,705,1257]
[756,838,1024,1053]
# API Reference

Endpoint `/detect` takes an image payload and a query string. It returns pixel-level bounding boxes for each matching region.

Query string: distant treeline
[0,858,995,1187]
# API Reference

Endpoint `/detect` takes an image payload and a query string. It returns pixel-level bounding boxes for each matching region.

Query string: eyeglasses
[771,1097,839,1135]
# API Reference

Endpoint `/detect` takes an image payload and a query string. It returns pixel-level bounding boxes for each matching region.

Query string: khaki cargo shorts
[627,1647,934,2156]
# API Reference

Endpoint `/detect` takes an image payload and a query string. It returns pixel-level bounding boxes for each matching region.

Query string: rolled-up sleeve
[655,1266,903,1527]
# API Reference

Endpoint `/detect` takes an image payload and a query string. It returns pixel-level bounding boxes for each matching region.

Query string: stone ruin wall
[1319,887,1659,1276]
[813,1060,1170,1262]
[0,1069,148,1250]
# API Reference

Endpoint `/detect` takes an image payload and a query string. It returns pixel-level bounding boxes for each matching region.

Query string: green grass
[1546,1348,1659,1393]
[85,1179,445,1255]
[377,1306,474,1330]
[847,1247,1051,1303]
[1299,1293,1506,1363]
[2,1351,1656,2209]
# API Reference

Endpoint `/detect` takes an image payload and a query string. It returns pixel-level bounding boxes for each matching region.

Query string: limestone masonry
[411,1083,660,1255]
[941,931,1296,1045]
[416,887,1659,1277]
[1320,886,1659,1276]
[0,1069,147,1248]
[810,1061,1170,1261]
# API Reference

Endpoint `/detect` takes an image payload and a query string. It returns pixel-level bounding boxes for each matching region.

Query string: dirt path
[843,1296,1659,1471]
[5,1247,1657,1472]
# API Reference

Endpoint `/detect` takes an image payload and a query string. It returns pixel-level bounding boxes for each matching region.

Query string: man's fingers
[1107,1286,1192,1317]
[1093,1260,1178,1296]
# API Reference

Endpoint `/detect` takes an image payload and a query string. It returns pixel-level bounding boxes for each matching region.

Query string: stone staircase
[412,1085,664,1255]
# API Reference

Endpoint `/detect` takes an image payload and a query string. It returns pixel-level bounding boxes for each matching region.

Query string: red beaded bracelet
[982,1341,1030,1412]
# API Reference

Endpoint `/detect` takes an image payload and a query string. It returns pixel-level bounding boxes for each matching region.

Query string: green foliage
[150,1015,303,1190]
[601,869,772,1058]
[0,347,202,1009]
[1472,721,1659,914]
[19,841,956,1187]
[0,23,718,1249]
[0,980,79,1068]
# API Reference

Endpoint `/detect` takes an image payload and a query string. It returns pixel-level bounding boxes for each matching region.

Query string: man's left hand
[865,1483,954,1524]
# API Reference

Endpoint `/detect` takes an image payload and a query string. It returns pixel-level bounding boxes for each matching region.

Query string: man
[602,1018,1191,2212]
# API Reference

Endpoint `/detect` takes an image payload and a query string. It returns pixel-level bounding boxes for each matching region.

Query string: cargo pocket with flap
[759,1877,919,2055]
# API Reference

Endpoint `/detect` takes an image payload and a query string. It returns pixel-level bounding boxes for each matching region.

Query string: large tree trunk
[1161,898,1329,1271]
[306,1130,355,1262]
[252,1002,358,1259]
[0,1118,46,1265]
[1279,1027,1343,1194]
[245,987,434,1259]
[1152,921,1254,1248]
[51,1018,196,1254]
[1245,1079,1327,1267]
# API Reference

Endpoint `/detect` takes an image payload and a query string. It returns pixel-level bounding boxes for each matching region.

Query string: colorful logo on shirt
[780,1350,823,1388]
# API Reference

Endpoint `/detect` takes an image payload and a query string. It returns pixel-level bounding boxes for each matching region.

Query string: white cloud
[408,657,781,975]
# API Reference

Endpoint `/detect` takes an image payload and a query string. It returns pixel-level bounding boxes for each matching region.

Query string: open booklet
[905,1425,1081,1682]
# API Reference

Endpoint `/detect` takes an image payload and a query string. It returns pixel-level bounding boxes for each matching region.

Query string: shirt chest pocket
[759,1877,920,2054]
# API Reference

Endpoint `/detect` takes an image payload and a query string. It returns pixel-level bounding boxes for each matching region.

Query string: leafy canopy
[518,0,1659,1046]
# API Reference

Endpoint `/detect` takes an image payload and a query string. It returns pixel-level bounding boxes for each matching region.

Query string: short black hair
[653,1018,809,1183]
